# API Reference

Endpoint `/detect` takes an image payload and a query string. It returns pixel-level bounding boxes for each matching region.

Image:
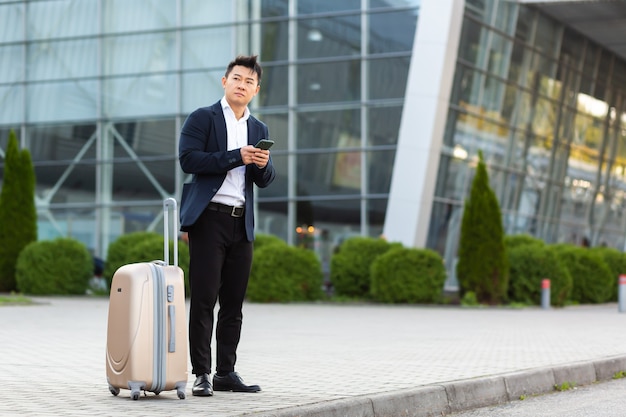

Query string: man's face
[222,65,260,108]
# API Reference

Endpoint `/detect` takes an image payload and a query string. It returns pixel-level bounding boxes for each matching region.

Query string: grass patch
[0,292,34,306]
[554,381,576,391]
[613,371,626,379]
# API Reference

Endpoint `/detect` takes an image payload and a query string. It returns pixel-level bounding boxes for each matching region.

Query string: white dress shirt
[211,97,248,207]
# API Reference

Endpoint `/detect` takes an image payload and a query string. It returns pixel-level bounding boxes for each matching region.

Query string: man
[178,55,275,397]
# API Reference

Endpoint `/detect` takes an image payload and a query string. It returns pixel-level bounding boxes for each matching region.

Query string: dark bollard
[541,279,550,310]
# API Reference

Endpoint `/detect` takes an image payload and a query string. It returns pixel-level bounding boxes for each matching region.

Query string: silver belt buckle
[231,206,243,217]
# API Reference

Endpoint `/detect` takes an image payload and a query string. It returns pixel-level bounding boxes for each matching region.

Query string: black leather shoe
[213,372,261,393]
[192,373,213,396]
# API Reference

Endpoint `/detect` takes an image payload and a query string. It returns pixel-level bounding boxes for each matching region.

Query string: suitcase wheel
[177,389,186,400]
[130,390,140,401]
[108,384,120,396]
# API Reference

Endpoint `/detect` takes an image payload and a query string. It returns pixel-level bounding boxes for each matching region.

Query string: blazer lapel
[247,119,259,145]
[212,102,228,151]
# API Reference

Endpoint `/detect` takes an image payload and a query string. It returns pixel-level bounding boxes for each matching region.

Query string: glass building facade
[429,0,626,286]
[1,0,626,289]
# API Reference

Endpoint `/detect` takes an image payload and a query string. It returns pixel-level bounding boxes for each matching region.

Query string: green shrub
[254,233,287,250]
[248,244,324,302]
[103,232,161,283]
[330,237,401,298]
[0,130,37,292]
[125,235,191,296]
[457,151,509,305]
[552,244,613,304]
[590,246,626,302]
[504,234,544,250]
[370,247,446,304]
[16,238,93,295]
[507,244,572,307]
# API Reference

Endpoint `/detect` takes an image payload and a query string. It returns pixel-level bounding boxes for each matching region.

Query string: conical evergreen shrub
[0,130,38,291]
[456,150,509,304]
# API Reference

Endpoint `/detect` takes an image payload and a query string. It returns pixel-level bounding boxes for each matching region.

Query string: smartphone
[255,139,275,150]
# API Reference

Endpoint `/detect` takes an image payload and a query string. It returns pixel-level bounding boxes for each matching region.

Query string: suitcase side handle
[163,198,178,267]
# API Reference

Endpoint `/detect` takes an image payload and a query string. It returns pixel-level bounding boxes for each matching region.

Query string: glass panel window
[27,123,97,208]
[257,113,288,152]
[534,13,561,59]
[104,0,176,33]
[368,105,402,146]
[367,198,387,238]
[486,31,512,78]
[0,44,22,84]
[182,27,234,71]
[369,0,420,9]
[259,21,289,61]
[258,154,287,199]
[297,109,360,150]
[27,0,97,39]
[368,9,417,54]
[561,31,585,71]
[258,65,288,107]
[297,151,361,196]
[112,159,175,201]
[28,39,98,81]
[298,15,361,59]
[104,33,176,76]
[0,85,23,124]
[261,0,288,17]
[104,74,177,118]
[258,201,288,241]
[182,0,234,26]
[182,71,225,114]
[514,5,535,43]
[110,205,163,235]
[368,150,394,194]
[457,17,482,67]
[113,119,175,157]
[0,3,23,43]
[297,1,360,14]
[28,124,97,163]
[27,80,98,123]
[297,60,361,104]
[369,57,410,100]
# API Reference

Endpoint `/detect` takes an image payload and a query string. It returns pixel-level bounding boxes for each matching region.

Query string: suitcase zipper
[150,263,166,394]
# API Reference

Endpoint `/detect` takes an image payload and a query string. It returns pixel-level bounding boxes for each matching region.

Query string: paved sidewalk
[2,297,626,416]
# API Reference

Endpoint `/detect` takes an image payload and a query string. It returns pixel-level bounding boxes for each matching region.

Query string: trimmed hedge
[504,234,544,250]
[103,232,161,284]
[552,244,613,304]
[370,247,446,304]
[125,235,191,296]
[590,246,626,302]
[16,237,93,295]
[104,232,190,295]
[330,237,401,298]
[254,233,288,250]
[507,244,572,307]
[247,243,324,302]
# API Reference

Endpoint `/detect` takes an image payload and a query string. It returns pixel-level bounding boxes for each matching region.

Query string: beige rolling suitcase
[106,198,188,400]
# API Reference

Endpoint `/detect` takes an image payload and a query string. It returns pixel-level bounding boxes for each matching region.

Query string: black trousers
[187,205,253,376]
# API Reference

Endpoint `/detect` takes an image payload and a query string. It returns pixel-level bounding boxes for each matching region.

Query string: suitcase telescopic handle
[163,198,178,267]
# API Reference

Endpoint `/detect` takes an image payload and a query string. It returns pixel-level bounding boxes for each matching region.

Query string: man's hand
[241,145,270,168]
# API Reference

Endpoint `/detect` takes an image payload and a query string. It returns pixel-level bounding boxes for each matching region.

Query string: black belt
[208,202,244,218]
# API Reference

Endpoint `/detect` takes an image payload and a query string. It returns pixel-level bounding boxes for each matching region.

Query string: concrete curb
[248,354,626,417]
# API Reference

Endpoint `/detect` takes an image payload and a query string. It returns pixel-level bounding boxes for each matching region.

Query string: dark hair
[225,55,262,84]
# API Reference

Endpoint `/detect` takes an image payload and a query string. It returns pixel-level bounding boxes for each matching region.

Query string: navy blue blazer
[178,101,276,241]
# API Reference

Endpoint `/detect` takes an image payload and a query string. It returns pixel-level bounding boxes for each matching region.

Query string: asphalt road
[447,377,626,417]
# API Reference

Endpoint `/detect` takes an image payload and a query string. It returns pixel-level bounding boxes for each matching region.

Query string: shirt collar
[221,96,250,121]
